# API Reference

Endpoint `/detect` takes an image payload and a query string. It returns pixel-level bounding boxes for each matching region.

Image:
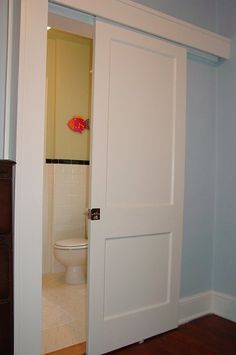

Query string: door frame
[14,1,229,354]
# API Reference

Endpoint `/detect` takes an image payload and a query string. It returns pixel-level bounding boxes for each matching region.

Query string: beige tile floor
[45,342,86,355]
[42,273,87,354]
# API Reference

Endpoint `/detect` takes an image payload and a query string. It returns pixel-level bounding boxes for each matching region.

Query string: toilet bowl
[54,238,88,285]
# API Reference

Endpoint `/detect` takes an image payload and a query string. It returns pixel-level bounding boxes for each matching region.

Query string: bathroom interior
[42,12,93,354]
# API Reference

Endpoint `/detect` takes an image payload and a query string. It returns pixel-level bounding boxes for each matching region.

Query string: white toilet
[54,238,88,285]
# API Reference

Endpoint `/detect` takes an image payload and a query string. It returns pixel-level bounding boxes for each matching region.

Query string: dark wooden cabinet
[0,160,15,355]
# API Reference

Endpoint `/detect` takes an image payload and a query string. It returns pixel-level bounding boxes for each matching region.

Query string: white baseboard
[179,290,236,324]
[211,291,236,322]
[179,291,212,324]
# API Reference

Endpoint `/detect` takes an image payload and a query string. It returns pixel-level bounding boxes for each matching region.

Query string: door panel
[88,19,186,354]
[106,40,175,208]
[104,233,171,318]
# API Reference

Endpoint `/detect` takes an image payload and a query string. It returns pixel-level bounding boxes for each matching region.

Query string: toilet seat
[54,238,88,250]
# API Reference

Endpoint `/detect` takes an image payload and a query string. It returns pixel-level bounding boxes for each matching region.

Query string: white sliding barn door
[87,19,186,355]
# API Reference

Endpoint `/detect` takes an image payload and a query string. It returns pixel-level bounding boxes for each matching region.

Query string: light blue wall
[7,0,20,160]
[0,0,20,160]
[213,0,236,296]
[133,0,218,297]
[181,60,216,297]
[0,0,8,158]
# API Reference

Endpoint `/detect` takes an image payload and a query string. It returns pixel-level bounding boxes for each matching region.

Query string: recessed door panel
[104,233,171,319]
[106,40,175,207]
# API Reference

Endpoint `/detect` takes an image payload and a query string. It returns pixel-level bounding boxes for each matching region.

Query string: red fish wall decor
[67,116,90,133]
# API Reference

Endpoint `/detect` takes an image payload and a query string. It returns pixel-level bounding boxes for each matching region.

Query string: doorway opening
[41,7,94,354]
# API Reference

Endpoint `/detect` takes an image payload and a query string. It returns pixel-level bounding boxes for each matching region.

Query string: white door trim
[14,1,48,354]
[54,0,230,59]
[14,1,230,355]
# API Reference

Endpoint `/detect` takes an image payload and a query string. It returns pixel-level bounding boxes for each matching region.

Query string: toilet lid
[55,238,88,249]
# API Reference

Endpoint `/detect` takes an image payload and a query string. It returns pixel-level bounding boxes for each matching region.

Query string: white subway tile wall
[43,164,54,274]
[43,164,89,273]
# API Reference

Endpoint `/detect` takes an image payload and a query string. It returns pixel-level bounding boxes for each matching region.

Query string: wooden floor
[46,314,236,355]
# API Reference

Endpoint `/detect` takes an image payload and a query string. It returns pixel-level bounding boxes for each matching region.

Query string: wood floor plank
[108,315,236,355]
[45,315,236,355]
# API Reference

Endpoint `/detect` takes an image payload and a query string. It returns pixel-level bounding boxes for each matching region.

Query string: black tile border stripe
[46,159,89,165]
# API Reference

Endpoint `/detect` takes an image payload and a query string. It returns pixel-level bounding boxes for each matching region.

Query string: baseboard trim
[179,291,212,324]
[211,291,236,322]
[179,290,236,324]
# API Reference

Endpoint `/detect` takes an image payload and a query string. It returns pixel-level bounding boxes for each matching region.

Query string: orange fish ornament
[67,116,89,133]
